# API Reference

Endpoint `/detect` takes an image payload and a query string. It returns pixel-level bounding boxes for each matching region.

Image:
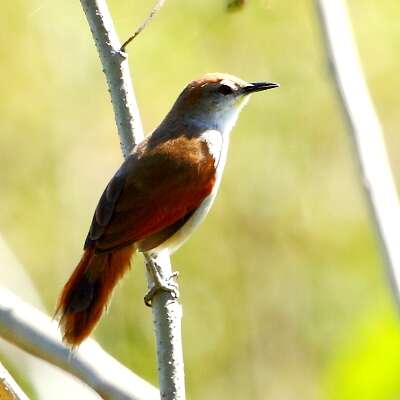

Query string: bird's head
[169,73,279,132]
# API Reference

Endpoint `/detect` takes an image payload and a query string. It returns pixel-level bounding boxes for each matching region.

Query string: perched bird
[57,73,279,346]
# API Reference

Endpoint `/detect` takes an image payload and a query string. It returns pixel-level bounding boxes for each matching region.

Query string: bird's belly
[148,129,229,255]
[150,190,219,255]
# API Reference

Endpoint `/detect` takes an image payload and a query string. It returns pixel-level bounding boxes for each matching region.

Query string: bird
[56,73,279,346]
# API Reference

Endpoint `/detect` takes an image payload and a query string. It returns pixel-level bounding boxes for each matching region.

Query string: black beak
[242,82,280,94]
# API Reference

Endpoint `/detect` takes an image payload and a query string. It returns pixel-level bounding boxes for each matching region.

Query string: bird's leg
[144,253,179,307]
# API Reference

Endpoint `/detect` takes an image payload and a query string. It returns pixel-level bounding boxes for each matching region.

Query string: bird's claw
[144,273,180,307]
[144,256,180,307]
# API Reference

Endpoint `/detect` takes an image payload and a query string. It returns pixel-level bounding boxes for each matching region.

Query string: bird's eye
[218,84,234,95]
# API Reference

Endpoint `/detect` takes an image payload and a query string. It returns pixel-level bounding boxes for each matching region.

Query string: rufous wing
[85,135,216,252]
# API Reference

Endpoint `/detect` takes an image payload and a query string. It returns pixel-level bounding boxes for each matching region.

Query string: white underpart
[151,99,248,255]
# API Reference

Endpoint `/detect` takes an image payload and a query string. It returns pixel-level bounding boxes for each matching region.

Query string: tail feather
[57,246,134,346]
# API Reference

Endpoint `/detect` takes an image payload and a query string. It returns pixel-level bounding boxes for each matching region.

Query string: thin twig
[315,0,400,306]
[80,1,185,398]
[121,0,166,52]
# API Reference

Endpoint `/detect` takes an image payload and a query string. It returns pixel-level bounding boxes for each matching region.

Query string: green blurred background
[1,0,400,398]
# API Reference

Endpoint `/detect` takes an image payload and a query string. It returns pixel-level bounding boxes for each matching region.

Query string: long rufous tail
[57,246,134,346]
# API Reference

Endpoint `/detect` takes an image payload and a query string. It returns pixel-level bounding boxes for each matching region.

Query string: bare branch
[80,1,185,398]
[0,288,159,400]
[315,0,400,306]
[80,0,144,156]
[121,0,167,52]
[0,235,101,400]
[145,252,185,399]
[0,362,30,400]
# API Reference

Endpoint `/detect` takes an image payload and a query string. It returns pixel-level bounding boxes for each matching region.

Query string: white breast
[151,129,229,255]
[150,102,244,255]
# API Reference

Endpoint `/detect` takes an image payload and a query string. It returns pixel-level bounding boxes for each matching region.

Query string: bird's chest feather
[199,129,229,188]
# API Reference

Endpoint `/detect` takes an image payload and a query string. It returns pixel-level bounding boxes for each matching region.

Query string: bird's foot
[144,257,179,307]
